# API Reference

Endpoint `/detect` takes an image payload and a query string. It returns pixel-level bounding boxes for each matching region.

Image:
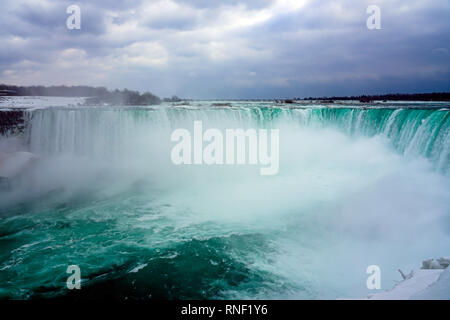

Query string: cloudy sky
[1,0,449,99]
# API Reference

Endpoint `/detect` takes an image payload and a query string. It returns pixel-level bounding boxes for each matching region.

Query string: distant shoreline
[300,92,450,102]
[1,84,450,102]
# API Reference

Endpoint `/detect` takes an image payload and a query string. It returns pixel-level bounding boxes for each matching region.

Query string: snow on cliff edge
[367,257,450,300]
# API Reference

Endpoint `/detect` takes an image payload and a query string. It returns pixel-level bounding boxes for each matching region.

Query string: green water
[0,102,449,299]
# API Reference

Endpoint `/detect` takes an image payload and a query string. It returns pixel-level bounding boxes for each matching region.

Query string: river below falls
[0,101,449,299]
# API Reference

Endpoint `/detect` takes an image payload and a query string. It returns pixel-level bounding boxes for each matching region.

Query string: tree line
[300,92,450,102]
[0,84,161,105]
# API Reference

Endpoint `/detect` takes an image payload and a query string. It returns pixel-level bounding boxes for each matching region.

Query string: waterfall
[1,102,449,300]
[26,105,450,172]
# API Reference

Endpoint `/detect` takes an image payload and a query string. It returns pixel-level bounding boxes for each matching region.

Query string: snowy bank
[366,257,450,300]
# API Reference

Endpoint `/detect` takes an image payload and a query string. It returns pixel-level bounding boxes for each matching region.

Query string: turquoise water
[0,102,449,299]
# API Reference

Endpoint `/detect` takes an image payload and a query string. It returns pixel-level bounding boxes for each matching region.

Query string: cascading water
[0,102,449,299]
[26,105,450,172]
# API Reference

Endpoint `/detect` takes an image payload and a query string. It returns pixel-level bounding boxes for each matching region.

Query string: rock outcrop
[0,110,25,136]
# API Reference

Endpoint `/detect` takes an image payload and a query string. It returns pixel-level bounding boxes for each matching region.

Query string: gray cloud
[0,0,449,98]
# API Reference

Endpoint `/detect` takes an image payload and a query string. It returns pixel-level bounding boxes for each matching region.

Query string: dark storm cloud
[0,0,449,98]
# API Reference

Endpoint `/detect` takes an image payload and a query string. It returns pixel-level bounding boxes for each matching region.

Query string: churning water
[0,101,449,299]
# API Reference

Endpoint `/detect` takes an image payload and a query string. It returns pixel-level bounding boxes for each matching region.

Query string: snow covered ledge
[366,257,450,300]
